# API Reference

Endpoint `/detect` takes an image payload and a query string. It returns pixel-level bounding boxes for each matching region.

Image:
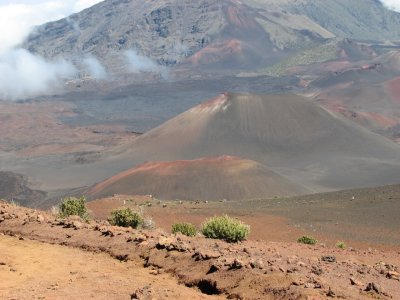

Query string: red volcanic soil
[186,39,244,66]
[88,156,308,201]
[2,201,400,299]
[321,100,399,129]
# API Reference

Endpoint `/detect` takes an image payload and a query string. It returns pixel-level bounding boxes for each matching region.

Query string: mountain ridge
[22,0,400,76]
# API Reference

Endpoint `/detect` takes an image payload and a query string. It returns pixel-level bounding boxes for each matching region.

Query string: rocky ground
[1,200,399,299]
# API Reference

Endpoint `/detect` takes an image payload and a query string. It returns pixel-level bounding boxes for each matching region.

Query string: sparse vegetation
[58,196,89,220]
[108,207,143,228]
[9,199,20,207]
[201,215,250,243]
[297,235,318,245]
[172,222,197,237]
[336,241,347,249]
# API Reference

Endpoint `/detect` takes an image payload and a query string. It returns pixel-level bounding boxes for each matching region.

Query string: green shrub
[201,215,250,243]
[59,196,89,220]
[108,208,143,228]
[297,235,318,245]
[172,222,197,237]
[336,241,346,249]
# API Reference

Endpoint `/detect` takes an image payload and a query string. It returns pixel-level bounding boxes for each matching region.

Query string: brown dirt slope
[0,235,215,300]
[88,156,309,201]
[1,201,400,299]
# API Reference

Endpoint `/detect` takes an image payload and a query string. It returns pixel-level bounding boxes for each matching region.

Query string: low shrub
[58,196,89,220]
[297,235,318,245]
[172,222,197,237]
[336,241,346,249]
[201,215,250,243]
[108,207,143,228]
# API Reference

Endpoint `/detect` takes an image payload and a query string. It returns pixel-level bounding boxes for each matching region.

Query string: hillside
[88,156,308,200]
[110,93,400,192]
[307,51,400,143]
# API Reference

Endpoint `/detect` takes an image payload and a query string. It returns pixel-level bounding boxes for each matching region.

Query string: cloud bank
[125,50,160,74]
[380,0,400,12]
[0,49,76,100]
[0,0,103,100]
[83,56,108,79]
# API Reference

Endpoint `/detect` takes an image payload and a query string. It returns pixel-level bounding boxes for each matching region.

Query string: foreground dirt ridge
[1,201,399,299]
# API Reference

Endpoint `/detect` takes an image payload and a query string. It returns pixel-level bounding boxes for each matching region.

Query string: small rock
[230,258,245,269]
[365,282,382,294]
[350,277,362,286]
[72,221,85,230]
[37,215,45,223]
[386,271,400,281]
[250,259,264,269]
[157,237,174,248]
[291,278,304,286]
[134,234,147,243]
[3,213,12,220]
[149,269,158,275]
[321,255,336,263]
[311,265,324,275]
[194,249,221,260]
[297,261,306,267]
[326,287,335,297]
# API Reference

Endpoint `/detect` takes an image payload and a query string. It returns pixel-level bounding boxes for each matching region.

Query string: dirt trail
[0,235,218,300]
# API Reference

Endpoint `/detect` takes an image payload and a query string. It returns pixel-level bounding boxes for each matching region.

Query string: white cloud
[125,50,159,74]
[83,56,108,79]
[380,0,400,12]
[0,0,103,100]
[0,49,76,100]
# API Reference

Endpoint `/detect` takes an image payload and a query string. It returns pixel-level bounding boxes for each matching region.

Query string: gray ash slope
[23,0,400,75]
[109,93,400,193]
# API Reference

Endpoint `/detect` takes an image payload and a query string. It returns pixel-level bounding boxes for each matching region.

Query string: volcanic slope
[112,93,400,192]
[88,156,309,201]
[309,51,400,142]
